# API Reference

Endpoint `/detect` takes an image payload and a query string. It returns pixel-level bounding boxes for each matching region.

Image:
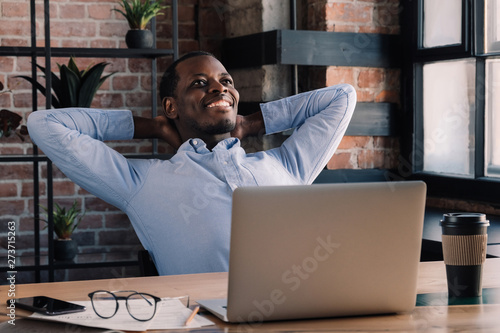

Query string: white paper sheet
[28,298,214,331]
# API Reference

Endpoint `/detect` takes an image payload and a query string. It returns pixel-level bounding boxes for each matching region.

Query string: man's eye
[192,80,206,86]
[222,79,233,86]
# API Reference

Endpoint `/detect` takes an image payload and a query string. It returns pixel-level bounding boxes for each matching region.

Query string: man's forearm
[133,116,159,139]
[241,111,265,137]
[133,115,183,149]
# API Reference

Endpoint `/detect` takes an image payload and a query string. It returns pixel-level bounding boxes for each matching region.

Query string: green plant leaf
[40,200,85,240]
[59,65,81,107]
[78,62,110,107]
[67,57,83,80]
[113,0,167,30]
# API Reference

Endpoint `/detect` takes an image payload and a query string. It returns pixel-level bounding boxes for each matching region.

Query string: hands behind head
[154,115,183,150]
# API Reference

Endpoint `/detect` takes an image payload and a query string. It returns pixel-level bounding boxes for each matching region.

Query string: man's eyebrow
[190,72,232,77]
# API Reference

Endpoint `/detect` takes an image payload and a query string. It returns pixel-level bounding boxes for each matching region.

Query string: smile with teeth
[206,100,231,108]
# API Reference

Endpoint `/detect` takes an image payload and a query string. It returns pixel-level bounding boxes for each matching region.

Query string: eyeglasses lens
[91,291,117,318]
[126,293,157,321]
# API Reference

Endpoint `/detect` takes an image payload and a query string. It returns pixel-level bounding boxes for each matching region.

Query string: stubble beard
[188,117,236,136]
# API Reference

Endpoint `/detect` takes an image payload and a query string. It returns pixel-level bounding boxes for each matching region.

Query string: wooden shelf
[222,29,402,69]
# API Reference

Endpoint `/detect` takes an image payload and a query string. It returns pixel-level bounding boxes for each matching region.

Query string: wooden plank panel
[222,30,401,69]
[280,30,401,68]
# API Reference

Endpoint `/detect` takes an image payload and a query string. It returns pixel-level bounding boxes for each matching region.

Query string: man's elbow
[26,111,48,145]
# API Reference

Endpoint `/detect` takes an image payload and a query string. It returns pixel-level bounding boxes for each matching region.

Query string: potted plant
[112,0,168,49]
[16,57,114,109]
[41,200,85,261]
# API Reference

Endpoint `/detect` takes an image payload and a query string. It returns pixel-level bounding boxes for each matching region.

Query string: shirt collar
[178,137,241,154]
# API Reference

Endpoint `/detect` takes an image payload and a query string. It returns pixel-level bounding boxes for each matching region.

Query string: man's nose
[208,80,227,93]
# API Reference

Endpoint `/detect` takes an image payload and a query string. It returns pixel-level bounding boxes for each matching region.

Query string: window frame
[402,0,500,203]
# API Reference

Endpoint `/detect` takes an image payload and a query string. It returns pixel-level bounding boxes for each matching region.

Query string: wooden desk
[1,259,500,332]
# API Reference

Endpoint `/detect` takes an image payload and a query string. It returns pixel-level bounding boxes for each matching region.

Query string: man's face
[170,55,240,139]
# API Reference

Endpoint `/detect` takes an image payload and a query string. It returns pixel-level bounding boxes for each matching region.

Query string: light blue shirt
[27,84,356,275]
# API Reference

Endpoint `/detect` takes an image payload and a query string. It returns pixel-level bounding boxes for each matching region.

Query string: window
[402,0,500,201]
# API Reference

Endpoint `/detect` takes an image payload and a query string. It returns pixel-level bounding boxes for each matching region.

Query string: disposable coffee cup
[440,213,489,298]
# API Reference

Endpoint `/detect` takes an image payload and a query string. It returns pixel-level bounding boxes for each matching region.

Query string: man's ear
[162,97,178,120]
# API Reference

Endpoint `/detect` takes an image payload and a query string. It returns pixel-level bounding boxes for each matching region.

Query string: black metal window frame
[402,0,500,203]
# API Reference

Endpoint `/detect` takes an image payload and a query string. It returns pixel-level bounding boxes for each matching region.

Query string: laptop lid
[224,181,426,323]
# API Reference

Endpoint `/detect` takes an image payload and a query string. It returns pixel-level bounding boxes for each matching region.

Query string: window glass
[485,58,500,176]
[485,0,500,53]
[423,0,462,48]
[422,59,476,176]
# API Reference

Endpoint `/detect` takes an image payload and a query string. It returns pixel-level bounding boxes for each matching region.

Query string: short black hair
[159,51,216,100]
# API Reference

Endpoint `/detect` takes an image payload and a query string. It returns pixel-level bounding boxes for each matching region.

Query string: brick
[178,4,196,21]
[90,39,118,48]
[357,149,386,169]
[52,180,76,196]
[128,58,152,73]
[51,22,97,38]
[326,67,355,86]
[105,213,131,228]
[59,4,86,19]
[0,183,18,197]
[98,229,140,246]
[198,7,225,37]
[358,68,384,88]
[85,197,119,212]
[112,75,139,91]
[338,136,371,149]
[326,3,372,24]
[327,152,354,169]
[0,147,24,155]
[125,92,152,108]
[0,163,33,180]
[140,75,153,91]
[13,92,35,108]
[72,230,95,246]
[355,90,375,102]
[0,57,15,72]
[18,216,41,232]
[2,2,29,18]
[99,22,128,38]
[61,39,89,48]
[76,213,104,230]
[88,4,113,20]
[0,199,25,215]
[91,93,124,108]
[179,22,197,39]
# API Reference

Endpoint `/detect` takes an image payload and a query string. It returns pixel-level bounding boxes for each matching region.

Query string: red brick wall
[306,0,401,170]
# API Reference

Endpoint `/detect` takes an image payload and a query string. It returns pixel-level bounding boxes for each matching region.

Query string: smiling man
[28,51,356,275]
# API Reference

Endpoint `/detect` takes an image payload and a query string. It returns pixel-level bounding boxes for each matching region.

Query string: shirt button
[192,140,198,145]
[223,161,228,165]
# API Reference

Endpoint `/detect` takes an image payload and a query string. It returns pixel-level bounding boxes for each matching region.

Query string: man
[28,51,356,275]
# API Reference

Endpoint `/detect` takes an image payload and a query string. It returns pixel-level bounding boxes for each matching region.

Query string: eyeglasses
[88,290,161,321]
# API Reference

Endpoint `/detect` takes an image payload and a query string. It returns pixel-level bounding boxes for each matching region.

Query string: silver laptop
[197,181,426,323]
